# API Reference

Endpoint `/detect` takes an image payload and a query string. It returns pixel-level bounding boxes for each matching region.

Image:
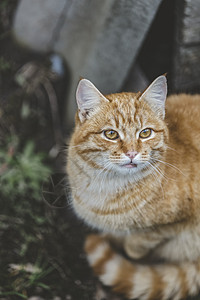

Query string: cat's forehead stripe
[113,114,119,128]
[109,97,138,129]
[118,110,137,128]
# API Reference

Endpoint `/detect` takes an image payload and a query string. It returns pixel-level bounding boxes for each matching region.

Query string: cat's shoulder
[166,93,200,117]
[166,93,200,133]
[166,93,200,108]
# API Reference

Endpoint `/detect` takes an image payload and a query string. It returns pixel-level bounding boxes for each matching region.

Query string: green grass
[0,135,53,298]
[0,137,51,199]
[0,56,12,71]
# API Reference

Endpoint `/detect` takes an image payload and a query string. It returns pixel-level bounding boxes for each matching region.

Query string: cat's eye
[139,128,152,139]
[104,130,119,140]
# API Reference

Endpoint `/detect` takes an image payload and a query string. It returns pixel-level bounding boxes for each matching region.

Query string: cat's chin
[121,163,137,168]
[113,162,149,176]
[113,163,141,173]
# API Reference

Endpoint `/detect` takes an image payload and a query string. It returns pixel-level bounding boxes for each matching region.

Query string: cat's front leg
[124,230,165,259]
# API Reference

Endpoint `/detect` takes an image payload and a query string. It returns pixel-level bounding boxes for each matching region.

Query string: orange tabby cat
[67,76,200,300]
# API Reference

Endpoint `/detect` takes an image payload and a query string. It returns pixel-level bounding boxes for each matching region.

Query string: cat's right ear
[139,75,167,119]
[76,79,109,122]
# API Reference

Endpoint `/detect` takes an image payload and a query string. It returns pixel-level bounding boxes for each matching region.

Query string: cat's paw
[124,233,154,260]
[124,240,149,259]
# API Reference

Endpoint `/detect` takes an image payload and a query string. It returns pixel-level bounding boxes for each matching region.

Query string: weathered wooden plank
[172,0,200,92]
[173,45,200,91]
[182,0,200,45]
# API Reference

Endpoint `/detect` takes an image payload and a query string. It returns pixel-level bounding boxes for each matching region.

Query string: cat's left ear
[76,79,109,122]
[139,75,167,119]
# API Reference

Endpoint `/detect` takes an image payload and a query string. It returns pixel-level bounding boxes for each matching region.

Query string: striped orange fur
[67,76,200,299]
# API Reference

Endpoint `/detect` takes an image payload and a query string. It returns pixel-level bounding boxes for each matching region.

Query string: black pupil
[105,130,118,139]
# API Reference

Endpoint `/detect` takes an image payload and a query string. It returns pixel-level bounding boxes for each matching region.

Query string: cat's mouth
[121,162,137,168]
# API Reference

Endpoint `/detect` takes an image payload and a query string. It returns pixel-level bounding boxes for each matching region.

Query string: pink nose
[125,151,138,159]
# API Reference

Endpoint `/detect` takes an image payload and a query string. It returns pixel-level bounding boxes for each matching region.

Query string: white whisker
[92,161,112,188]
[146,161,167,181]
[152,158,186,177]
[166,145,180,154]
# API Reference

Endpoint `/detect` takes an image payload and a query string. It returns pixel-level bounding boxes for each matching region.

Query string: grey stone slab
[14,0,67,51]
[54,0,115,73]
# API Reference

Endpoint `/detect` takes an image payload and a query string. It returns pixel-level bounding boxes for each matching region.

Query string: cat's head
[71,76,168,176]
